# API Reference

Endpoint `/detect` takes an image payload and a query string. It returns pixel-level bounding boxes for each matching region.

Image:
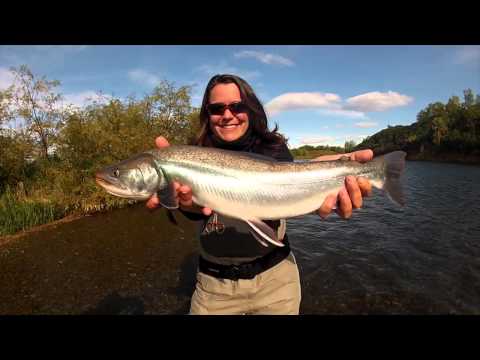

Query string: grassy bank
[0,185,134,237]
[293,149,344,160]
[0,187,66,236]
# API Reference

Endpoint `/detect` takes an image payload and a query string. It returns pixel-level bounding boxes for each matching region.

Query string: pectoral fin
[245,218,285,247]
[248,229,269,247]
[157,182,178,209]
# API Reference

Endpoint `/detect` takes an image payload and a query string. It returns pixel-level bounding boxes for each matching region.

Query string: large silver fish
[95,145,406,247]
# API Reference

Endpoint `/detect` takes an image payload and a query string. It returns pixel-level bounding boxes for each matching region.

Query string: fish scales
[96,145,406,246]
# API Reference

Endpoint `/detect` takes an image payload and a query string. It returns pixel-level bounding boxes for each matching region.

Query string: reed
[0,185,135,236]
[0,187,67,236]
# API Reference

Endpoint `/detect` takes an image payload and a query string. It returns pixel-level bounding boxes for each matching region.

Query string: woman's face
[208,83,250,142]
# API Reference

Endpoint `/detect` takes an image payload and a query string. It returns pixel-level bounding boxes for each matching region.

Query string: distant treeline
[354,89,480,162]
[290,144,347,159]
[0,65,200,235]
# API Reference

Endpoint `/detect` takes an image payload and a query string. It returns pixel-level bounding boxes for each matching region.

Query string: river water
[0,161,479,314]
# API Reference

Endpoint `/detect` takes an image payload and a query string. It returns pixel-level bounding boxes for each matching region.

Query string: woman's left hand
[315,149,374,219]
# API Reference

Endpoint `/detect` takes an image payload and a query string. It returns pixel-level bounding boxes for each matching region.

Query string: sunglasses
[206,101,249,116]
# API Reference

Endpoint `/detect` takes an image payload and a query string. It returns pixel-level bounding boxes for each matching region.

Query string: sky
[0,45,479,148]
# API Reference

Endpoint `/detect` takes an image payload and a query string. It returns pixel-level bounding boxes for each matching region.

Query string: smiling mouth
[218,123,240,129]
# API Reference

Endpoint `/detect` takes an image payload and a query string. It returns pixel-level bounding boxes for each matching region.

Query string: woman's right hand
[145,136,213,216]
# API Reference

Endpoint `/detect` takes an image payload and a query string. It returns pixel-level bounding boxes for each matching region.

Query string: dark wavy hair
[193,74,287,149]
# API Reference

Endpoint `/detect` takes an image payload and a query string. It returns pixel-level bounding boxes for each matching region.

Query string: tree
[0,87,14,129]
[344,140,356,153]
[463,89,475,107]
[0,129,34,192]
[144,80,195,143]
[432,116,449,145]
[10,65,64,160]
[446,95,461,115]
[184,108,201,144]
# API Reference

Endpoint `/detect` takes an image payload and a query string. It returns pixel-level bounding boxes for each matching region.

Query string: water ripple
[288,161,480,314]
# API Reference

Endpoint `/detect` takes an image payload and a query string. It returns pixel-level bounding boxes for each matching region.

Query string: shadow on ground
[83,291,146,315]
[169,252,198,314]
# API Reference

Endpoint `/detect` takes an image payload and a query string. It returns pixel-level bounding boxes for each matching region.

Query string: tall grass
[0,186,66,236]
[0,183,136,237]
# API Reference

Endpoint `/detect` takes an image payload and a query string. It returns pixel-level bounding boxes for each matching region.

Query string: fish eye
[113,169,120,177]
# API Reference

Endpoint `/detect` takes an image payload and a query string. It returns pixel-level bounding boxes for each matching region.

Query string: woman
[146,74,373,315]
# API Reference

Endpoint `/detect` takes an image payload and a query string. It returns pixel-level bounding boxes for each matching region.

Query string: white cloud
[345,91,413,112]
[299,136,336,145]
[318,108,366,119]
[196,63,261,81]
[62,91,112,109]
[234,51,294,67]
[454,45,480,65]
[0,67,14,90]
[128,69,162,88]
[265,92,341,116]
[266,90,413,117]
[354,121,378,128]
[289,133,371,148]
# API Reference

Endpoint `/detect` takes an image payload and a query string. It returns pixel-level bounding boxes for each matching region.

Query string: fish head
[95,153,160,200]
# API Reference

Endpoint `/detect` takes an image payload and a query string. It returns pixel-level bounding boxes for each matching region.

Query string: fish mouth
[95,177,108,185]
[95,177,115,189]
[95,177,147,200]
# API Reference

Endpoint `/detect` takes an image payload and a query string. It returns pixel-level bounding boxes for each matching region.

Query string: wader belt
[198,239,291,280]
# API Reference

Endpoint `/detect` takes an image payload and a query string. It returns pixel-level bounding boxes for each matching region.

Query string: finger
[317,194,337,219]
[155,136,170,148]
[178,185,193,207]
[146,194,160,209]
[178,185,192,199]
[337,187,353,219]
[345,175,362,209]
[351,149,374,163]
[202,207,213,216]
[356,176,372,197]
[173,181,180,192]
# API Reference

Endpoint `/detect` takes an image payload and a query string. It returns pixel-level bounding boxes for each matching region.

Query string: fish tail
[377,151,407,206]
